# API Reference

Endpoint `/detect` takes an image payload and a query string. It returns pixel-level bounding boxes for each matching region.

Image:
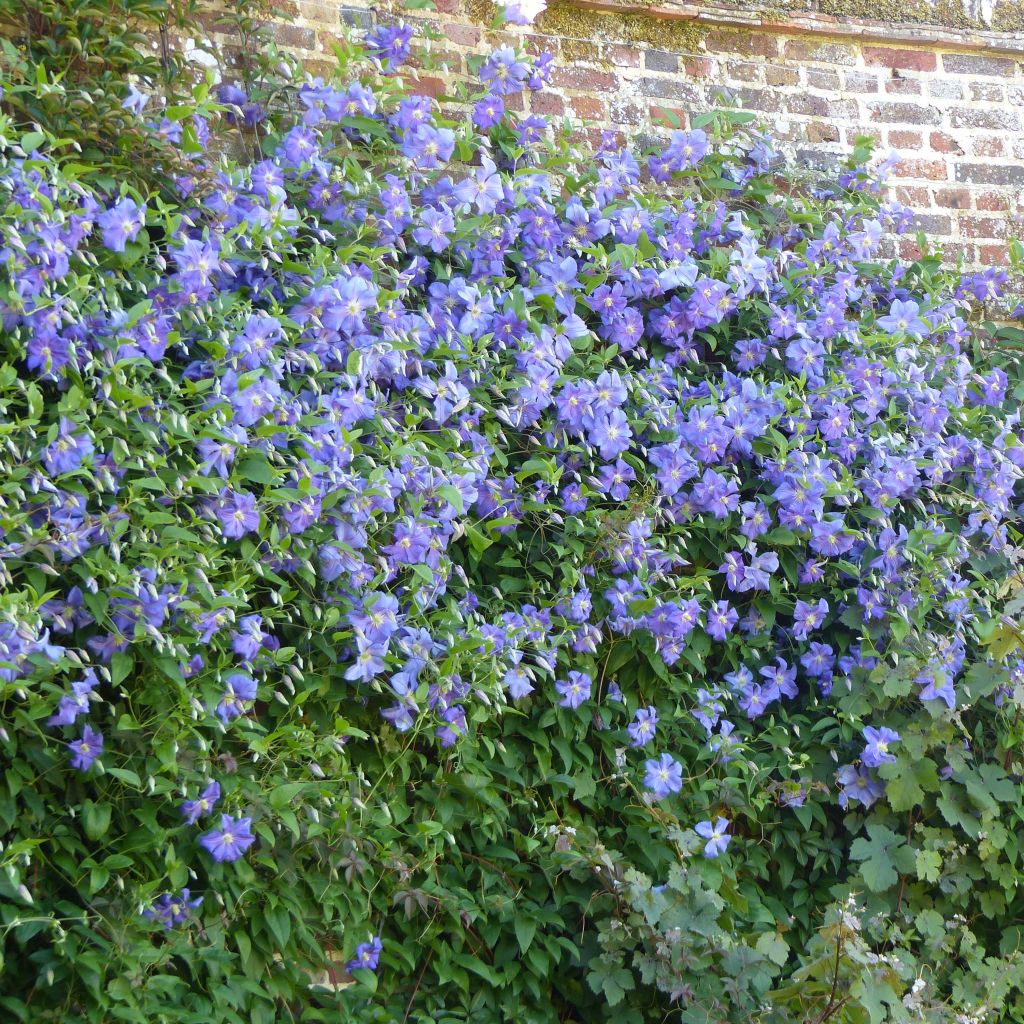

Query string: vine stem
[402,951,433,1024]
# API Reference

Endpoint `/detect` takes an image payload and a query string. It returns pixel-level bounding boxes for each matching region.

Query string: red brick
[550,67,617,91]
[871,102,942,125]
[843,70,880,93]
[606,45,641,68]
[894,185,930,206]
[531,92,565,117]
[892,158,948,181]
[888,130,922,149]
[942,53,1017,76]
[929,131,964,155]
[885,77,922,95]
[971,137,1005,158]
[806,122,840,143]
[783,40,858,65]
[963,216,1007,239]
[704,30,779,58]
[401,74,446,99]
[683,57,715,78]
[977,192,1010,212]
[649,105,688,129]
[726,61,761,83]
[571,96,607,120]
[766,66,799,87]
[899,238,923,260]
[980,244,1011,265]
[806,68,841,90]
[950,108,1020,131]
[444,23,481,46]
[863,46,938,72]
[934,188,971,210]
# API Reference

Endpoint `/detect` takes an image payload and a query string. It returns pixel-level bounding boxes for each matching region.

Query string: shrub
[2,19,1024,1024]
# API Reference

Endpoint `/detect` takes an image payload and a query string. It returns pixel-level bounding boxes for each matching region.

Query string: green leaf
[111,652,133,685]
[514,915,537,953]
[915,849,942,882]
[850,824,907,892]
[437,484,464,513]
[755,931,789,967]
[236,455,275,485]
[81,800,112,841]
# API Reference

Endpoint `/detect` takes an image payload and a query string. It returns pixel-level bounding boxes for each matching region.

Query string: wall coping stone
[569,0,1024,55]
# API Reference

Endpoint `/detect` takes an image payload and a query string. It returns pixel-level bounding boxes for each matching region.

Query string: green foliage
[0,0,200,185]
[2,7,1024,1024]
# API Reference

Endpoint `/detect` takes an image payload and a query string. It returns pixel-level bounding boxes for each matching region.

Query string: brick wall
[198,0,1024,270]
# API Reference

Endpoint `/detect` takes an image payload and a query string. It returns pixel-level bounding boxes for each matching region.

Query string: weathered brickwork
[197,0,1024,268]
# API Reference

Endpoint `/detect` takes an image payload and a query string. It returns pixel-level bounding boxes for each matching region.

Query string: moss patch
[795,0,980,30]
[991,0,1024,31]
[536,1,703,51]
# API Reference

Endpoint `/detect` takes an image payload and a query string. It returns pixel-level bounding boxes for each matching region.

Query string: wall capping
[568,0,1024,55]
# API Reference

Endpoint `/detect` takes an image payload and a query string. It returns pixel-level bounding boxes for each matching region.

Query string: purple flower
[69,725,103,771]
[503,665,534,699]
[837,765,884,809]
[347,935,383,972]
[627,706,658,747]
[216,672,258,723]
[502,0,547,24]
[706,601,738,641]
[216,488,260,539]
[402,124,455,169]
[43,418,94,475]
[366,23,414,69]
[413,206,456,253]
[588,410,632,460]
[473,95,505,129]
[144,889,202,929]
[555,670,591,709]
[792,598,828,641]
[861,726,899,768]
[479,47,530,96]
[877,298,930,337]
[48,670,98,727]
[97,197,145,252]
[345,636,388,682]
[181,781,221,825]
[694,817,731,858]
[199,814,256,863]
[643,753,682,799]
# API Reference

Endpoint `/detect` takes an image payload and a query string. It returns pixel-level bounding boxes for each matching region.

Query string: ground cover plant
[3,9,1024,1023]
